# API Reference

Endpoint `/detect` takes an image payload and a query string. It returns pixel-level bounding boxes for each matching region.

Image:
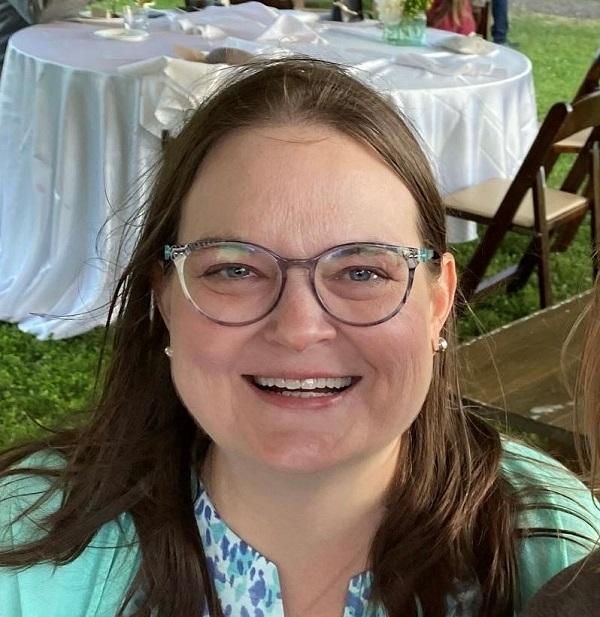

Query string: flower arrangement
[376,0,432,24]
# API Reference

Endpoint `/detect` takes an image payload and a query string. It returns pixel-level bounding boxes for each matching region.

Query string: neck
[201,442,401,574]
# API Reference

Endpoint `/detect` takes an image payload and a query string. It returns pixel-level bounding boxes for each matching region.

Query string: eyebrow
[183,235,246,244]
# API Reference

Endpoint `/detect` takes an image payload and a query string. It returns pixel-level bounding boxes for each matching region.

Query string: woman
[521,276,600,617]
[0,58,598,617]
[426,0,476,35]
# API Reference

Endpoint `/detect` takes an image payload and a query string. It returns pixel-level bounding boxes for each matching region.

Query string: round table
[0,8,537,339]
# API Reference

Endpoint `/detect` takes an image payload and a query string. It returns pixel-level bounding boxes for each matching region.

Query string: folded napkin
[279,9,322,24]
[438,34,496,56]
[119,56,235,137]
[255,14,326,44]
[349,53,507,80]
[390,52,507,78]
[171,2,326,44]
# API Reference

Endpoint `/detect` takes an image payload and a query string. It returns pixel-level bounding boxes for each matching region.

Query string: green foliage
[0,10,598,452]
[402,0,432,19]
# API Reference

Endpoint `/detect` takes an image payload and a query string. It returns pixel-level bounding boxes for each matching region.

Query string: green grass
[0,325,104,447]
[0,10,599,449]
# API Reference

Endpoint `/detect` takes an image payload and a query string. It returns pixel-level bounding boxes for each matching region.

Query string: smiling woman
[0,58,599,617]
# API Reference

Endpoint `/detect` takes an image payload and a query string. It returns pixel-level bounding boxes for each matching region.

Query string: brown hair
[0,58,521,616]
[574,272,600,488]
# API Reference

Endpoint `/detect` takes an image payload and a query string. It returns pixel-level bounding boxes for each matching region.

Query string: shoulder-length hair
[573,270,600,488]
[0,58,520,617]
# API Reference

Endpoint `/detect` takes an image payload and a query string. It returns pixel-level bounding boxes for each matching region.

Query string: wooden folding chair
[471,0,491,40]
[554,51,600,155]
[445,90,600,309]
[543,52,600,253]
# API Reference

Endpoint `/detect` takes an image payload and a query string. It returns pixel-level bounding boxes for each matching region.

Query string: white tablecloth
[0,6,537,339]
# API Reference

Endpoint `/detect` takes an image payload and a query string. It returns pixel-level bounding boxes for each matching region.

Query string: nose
[262,269,338,352]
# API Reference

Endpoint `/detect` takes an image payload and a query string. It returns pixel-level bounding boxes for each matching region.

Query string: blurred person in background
[491,0,510,44]
[522,272,600,616]
[427,0,475,35]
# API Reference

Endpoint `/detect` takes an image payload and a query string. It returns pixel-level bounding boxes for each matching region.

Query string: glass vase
[382,11,427,46]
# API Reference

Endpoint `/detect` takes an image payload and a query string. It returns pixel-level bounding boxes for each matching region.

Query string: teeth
[253,376,353,390]
[281,391,331,398]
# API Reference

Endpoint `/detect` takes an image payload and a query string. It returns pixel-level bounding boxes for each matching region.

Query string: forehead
[178,124,423,254]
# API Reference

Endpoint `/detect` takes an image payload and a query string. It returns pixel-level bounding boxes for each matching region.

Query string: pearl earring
[164,346,173,358]
[435,337,448,353]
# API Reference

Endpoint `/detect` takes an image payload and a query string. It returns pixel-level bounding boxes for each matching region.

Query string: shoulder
[0,450,140,617]
[500,440,600,608]
[500,439,599,527]
[0,450,65,543]
[521,551,600,617]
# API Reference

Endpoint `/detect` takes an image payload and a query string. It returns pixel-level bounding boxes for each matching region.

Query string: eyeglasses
[163,240,440,327]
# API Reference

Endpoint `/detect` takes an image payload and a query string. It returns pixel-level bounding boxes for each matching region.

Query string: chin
[252,437,353,475]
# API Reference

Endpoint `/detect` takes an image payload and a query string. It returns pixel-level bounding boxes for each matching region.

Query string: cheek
[166,295,245,422]
[361,306,434,427]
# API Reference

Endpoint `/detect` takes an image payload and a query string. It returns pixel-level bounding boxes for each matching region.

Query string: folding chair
[471,0,491,40]
[554,51,600,155]
[543,51,600,256]
[444,90,600,309]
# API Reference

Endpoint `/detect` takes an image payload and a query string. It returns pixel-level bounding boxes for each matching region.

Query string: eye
[339,267,388,282]
[204,264,257,279]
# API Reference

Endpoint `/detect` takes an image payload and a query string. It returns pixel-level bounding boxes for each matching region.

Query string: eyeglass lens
[181,243,411,325]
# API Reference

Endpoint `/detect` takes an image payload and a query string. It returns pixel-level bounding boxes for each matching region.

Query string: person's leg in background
[491,0,509,44]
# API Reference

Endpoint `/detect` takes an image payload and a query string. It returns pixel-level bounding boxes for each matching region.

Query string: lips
[243,375,360,398]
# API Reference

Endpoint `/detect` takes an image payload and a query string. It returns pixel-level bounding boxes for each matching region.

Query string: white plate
[92,27,149,41]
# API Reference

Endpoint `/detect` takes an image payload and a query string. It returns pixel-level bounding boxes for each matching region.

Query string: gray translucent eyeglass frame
[163,239,440,327]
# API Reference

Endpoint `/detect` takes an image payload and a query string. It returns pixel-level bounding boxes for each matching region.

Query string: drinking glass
[122,4,149,31]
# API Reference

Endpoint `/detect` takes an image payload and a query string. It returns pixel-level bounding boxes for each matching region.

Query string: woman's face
[158,124,456,474]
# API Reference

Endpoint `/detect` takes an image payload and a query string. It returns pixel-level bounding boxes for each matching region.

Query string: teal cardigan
[1,441,599,617]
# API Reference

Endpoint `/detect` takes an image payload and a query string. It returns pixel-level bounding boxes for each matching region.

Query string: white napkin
[279,9,322,24]
[390,52,507,78]
[256,14,326,44]
[172,3,326,44]
[438,34,496,56]
[118,56,234,137]
[176,2,277,39]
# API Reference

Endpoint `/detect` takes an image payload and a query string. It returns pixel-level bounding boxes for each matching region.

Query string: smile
[244,375,360,398]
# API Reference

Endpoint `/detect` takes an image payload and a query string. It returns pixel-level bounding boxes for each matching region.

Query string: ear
[429,252,457,340]
[152,262,173,331]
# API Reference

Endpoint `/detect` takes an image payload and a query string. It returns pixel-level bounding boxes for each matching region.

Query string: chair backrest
[471,0,491,40]
[554,90,600,146]
[572,51,600,101]
[457,93,600,300]
[554,91,600,195]
[482,90,600,237]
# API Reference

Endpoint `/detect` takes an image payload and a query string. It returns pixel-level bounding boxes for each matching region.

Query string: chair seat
[445,177,588,228]
[553,127,592,153]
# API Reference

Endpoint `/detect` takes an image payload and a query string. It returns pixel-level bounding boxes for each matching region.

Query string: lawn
[0,9,598,449]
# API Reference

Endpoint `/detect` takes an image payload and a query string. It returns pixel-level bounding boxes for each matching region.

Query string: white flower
[376,0,405,23]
